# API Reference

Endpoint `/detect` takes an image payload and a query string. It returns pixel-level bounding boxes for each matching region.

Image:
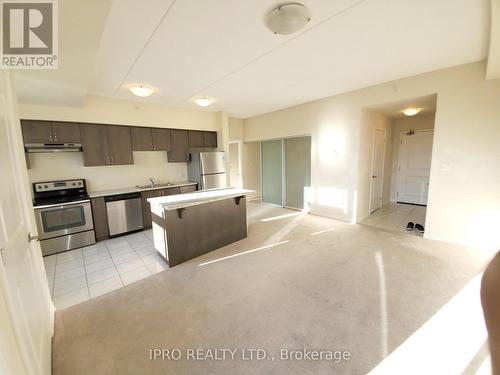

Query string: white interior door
[229,142,242,188]
[370,129,385,213]
[0,72,53,375]
[396,130,434,205]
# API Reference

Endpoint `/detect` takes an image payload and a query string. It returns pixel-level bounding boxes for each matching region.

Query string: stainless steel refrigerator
[188,151,228,190]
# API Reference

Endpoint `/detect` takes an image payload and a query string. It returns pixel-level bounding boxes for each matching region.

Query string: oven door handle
[34,199,91,210]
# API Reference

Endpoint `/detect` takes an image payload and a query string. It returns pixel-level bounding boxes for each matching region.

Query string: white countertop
[89,181,197,198]
[148,188,254,212]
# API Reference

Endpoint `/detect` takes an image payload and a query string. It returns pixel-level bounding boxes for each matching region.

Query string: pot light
[193,97,214,107]
[129,85,154,97]
[266,3,311,35]
[403,108,422,116]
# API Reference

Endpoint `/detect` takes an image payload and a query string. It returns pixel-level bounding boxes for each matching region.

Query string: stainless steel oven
[34,200,93,239]
[33,179,96,256]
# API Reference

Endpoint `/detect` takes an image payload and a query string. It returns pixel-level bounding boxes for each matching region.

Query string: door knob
[28,232,39,242]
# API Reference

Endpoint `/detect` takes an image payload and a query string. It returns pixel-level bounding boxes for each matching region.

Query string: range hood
[25,143,82,153]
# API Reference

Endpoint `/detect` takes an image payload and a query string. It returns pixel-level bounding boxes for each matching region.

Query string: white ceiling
[16,0,490,118]
[369,94,437,119]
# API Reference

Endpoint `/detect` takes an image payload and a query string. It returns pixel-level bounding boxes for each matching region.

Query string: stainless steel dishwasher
[105,192,144,236]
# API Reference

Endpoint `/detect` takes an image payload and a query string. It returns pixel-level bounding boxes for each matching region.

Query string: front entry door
[0,72,53,374]
[397,130,434,205]
[370,129,385,213]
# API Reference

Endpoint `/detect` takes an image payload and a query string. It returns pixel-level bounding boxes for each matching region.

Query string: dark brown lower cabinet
[91,197,109,241]
[141,187,181,229]
[179,185,197,193]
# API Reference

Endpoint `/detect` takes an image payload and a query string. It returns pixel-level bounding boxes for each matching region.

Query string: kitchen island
[148,188,254,267]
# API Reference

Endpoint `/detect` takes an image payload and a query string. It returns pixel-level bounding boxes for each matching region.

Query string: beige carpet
[52,203,490,374]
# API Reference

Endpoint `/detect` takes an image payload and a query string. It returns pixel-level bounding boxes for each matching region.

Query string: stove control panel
[34,179,85,192]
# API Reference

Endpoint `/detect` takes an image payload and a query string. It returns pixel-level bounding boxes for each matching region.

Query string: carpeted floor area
[51,202,491,374]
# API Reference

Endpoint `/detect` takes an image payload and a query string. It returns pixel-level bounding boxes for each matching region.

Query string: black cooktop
[33,194,90,207]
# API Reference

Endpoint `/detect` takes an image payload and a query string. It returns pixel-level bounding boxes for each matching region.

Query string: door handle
[372,175,377,178]
[28,232,39,242]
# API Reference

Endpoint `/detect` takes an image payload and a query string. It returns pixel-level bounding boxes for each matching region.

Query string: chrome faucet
[149,177,157,187]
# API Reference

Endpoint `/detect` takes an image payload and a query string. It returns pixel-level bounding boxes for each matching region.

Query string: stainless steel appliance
[33,179,95,256]
[25,143,82,153]
[105,193,144,237]
[188,151,228,190]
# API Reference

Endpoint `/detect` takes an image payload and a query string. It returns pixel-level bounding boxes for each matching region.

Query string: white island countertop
[148,188,254,213]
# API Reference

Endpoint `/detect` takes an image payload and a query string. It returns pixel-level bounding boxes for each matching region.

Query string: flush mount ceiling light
[403,108,422,116]
[129,85,154,97]
[266,3,311,35]
[193,97,214,107]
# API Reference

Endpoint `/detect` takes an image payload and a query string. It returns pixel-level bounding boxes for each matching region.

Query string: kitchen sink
[136,182,176,189]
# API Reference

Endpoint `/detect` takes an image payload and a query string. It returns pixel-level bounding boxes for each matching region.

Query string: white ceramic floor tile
[53,287,89,310]
[112,251,141,265]
[108,245,135,257]
[55,258,84,273]
[86,266,118,285]
[131,239,154,250]
[84,251,111,265]
[140,253,163,265]
[120,265,152,285]
[146,260,169,274]
[53,275,87,297]
[125,233,148,244]
[85,258,115,274]
[105,239,130,250]
[83,243,106,252]
[54,266,85,283]
[56,248,83,264]
[135,247,156,257]
[43,255,56,267]
[83,245,108,258]
[88,276,123,298]
[115,258,146,274]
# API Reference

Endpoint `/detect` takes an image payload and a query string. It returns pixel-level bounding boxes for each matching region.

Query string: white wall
[228,117,244,140]
[19,95,220,193]
[244,62,500,249]
[357,110,394,220]
[389,114,435,201]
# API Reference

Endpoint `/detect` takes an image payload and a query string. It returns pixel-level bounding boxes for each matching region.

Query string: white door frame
[369,128,386,214]
[396,129,434,205]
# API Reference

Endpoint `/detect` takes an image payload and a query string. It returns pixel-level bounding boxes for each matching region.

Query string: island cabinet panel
[151,128,171,151]
[51,122,81,143]
[163,196,247,267]
[80,124,109,166]
[106,126,134,165]
[188,131,217,148]
[168,129,189,162]
[91,197,109,241]
[131,127,153,151]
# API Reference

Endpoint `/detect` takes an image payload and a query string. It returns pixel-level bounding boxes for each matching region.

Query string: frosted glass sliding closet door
[261,136,311,209]
[284,136,311,210]
[261,140,283,206]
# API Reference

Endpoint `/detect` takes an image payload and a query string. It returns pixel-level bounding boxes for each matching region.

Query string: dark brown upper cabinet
[151,128,171,151]
[168,129,189,162]
[188,130,217,148]
[80,124,133,166]
[132,127,171,151]
[21,120,81,144]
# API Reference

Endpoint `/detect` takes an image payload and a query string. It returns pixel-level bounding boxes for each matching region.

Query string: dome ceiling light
[403,108,422,116]
[266,3,311,35]
[193,97,214,107]
[128,85,154,97]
